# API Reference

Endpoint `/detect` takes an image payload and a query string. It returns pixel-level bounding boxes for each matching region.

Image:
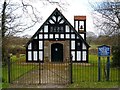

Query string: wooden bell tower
[74,16,86,41]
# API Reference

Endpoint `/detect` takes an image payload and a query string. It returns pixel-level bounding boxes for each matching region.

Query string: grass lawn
[2,55,38,88]
[2,64,38,88]
[69,63,119,88]
[68,54,119,88]
[68,81,119,88]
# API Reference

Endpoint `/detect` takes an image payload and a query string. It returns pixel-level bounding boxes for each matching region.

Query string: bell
[79,25,84,33]
[80,25,83,30]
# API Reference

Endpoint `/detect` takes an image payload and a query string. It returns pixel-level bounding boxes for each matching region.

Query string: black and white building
[26,8,90,63]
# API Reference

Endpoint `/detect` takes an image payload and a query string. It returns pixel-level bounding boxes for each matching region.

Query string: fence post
[39,59,41,84]
[98,57,101,81]
[70,54,73,84]
[8,55,11,83]
[106,57,110,81]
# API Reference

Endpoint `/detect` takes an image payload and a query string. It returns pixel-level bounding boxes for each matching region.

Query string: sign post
[98,45,110,81]
[98,56,101,81]
[106,56,110,81]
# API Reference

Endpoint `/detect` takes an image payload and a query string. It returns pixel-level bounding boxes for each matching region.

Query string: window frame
[48,24,65,33]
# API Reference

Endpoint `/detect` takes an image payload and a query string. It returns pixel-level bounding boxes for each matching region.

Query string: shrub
[111,46,120,67]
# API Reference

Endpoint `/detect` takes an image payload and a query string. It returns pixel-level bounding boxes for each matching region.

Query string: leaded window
[76,40,82,50]
[49,24,64,33]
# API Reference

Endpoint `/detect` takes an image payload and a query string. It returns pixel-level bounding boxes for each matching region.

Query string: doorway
[51,43,63,62]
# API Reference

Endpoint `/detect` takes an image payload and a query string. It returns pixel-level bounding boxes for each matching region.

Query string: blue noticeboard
[98,45,110,56]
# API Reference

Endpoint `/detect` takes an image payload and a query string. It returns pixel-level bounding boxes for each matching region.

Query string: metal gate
[39,62,71,84]
[4,57,72,85]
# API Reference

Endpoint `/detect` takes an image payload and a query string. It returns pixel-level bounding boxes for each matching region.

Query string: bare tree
[91,0,120,45]
[1,0,68,65]
[1,0,68,36]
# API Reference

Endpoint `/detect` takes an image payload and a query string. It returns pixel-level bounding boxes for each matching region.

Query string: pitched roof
[26,8,90,48]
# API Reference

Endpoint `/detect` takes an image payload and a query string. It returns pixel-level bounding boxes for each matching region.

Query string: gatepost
[7,55,11,83]
[98,45,110,81]
[70,54,73,84]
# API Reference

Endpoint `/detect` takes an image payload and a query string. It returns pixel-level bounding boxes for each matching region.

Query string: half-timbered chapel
[26,8,90,63]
